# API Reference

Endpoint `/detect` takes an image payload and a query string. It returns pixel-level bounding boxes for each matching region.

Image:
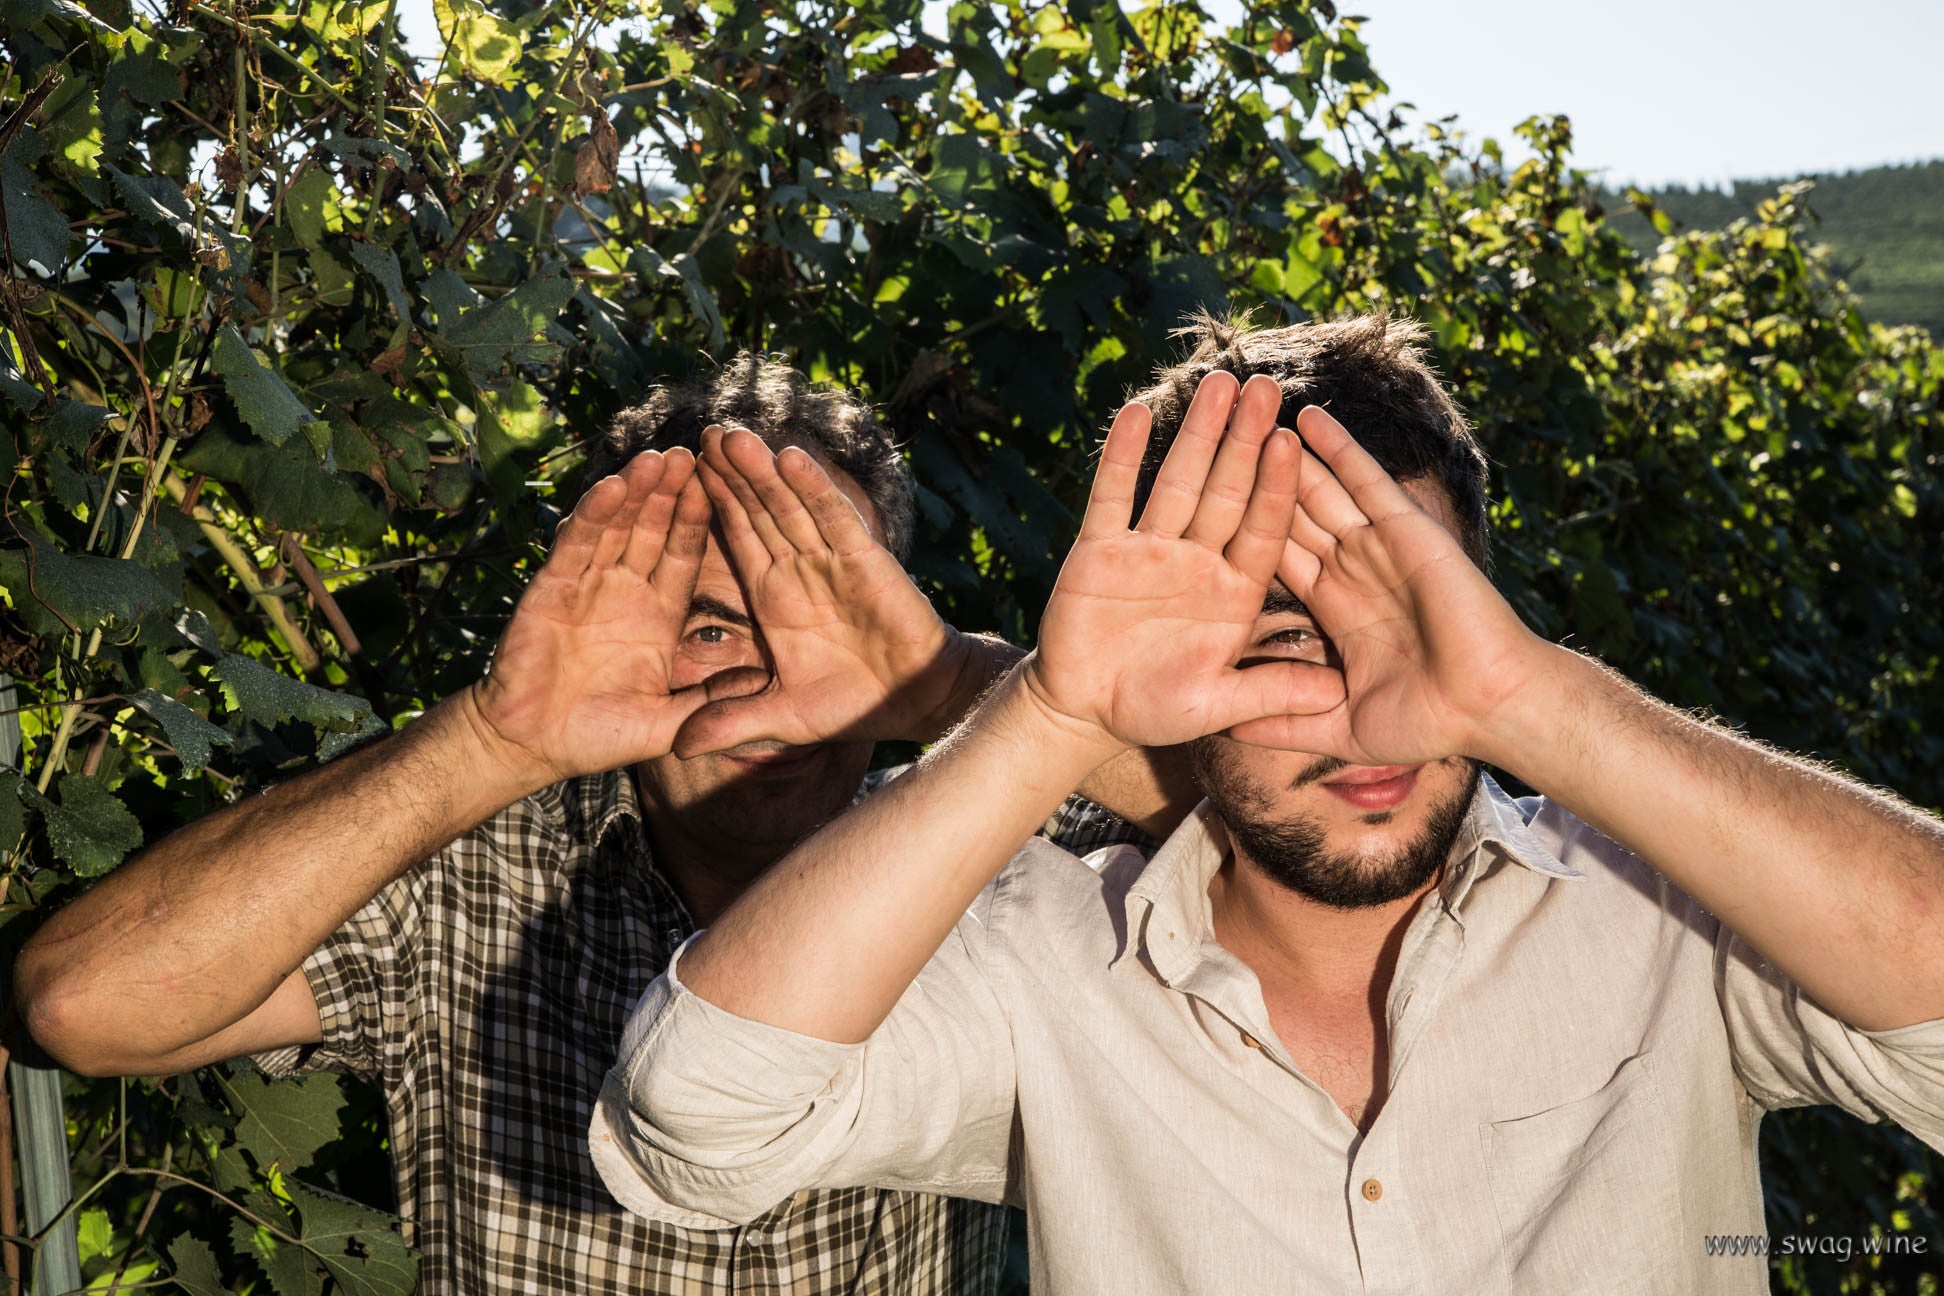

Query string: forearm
[911,633,1191,834]
[14,687,546,1072]
[680,659,1122,1042]
[1488,645,1944,1030]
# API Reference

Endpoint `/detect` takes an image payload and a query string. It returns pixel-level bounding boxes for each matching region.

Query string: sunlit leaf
[433,0,524,84]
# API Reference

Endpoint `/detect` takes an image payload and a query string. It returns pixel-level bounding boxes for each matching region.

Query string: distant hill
[1600,160,1944,338]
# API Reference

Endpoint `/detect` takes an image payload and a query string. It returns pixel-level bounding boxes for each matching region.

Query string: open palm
[1027,373,1345,748]
[672,427,965,755]
[470,449,712,784]
[1225,405,1549,763]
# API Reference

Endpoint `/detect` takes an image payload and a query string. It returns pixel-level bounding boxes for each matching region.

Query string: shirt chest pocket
[1480,1052,1686,1295]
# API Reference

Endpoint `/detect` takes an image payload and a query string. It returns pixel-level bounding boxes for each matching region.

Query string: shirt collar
[1440,774,1581,914]
[557,767,647,848]
[1119,773,1581,980]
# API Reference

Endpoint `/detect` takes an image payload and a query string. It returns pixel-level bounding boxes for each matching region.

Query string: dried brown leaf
[574,111,619,195]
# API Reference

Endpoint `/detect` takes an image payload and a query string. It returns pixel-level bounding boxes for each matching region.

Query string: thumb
[1210,661,1345,741]
[671,668,789,757]
[1224,711,1342,752]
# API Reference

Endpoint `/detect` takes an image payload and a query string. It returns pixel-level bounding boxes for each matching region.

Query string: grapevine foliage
[1,1,1939,1292]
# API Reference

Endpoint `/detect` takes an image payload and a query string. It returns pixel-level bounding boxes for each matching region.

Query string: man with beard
[591,316,1944,1295]
[14,355,1155,1294]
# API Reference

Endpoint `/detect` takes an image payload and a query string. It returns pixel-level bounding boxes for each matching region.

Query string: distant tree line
[1604,160,1944,335]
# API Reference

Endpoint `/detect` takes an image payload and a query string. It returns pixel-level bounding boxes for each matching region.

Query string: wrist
[904,630,1024,744]
[441,684,567,809]
[1012,652,1133,776]
[1468,640,1604,780]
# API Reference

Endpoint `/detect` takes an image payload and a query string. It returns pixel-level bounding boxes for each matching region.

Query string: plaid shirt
[255,766,1154,1295]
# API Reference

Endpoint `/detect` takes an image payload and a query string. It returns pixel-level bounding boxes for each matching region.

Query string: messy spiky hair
[579,352,915,560]
[1125,312,1491,566]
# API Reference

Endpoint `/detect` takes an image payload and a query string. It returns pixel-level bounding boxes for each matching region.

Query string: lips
[722,746,822,778]
[1318,765,1421,812]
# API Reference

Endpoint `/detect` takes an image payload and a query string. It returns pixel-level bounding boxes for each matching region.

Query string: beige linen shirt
[592,778,1944,1295]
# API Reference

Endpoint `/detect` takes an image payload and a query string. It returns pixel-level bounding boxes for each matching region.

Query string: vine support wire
[0,673,81,1296]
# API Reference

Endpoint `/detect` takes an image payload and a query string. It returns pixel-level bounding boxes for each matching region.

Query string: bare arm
[14,450,713,1075]
[1491,648,1944,1031]
[678,374,1345,1040]
[1240,406,1944,1032]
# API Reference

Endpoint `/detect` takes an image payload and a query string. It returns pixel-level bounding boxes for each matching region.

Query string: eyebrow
[1260,583,1312,619]
[686,595,753,629]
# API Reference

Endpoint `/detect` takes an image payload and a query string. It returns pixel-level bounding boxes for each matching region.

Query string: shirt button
[1241,1032,1261,1049]
[1361,1178,1384,1202]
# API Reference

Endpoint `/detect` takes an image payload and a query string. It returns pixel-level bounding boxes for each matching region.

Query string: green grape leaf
[228,1070,350,1176]
[39,80,104,175]
[176,424,389,547]
[131,688,233,773]
[21,773,144,877]
[0,530,178,637]
[212,324,325,447]
[105,165,249,270]
[434,266,575,384]
[0,772,25,852]
[167,1235,230,1296]
[348,240,412,320]
[232,1214,325,1296]
[283,1180,419,1296]
[2,131,72,275]
[432,0,523,84]
[211,653,375,733]
[76,1207,114,1261]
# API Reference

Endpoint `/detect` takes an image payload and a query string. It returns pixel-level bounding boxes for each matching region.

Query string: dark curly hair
[578,352,915,560]
[1125,312,1491,566]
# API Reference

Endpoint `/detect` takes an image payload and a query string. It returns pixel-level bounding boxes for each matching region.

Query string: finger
[548,473,629,578]
[593,452,666,568]
[671,673,798,758]
[697,459,775,581]
[1295,405,1420,523]
[1211,660,1347,736]
[703,425,793,558]
[1277,533,1324,597]
[777,446,877,557]
[1079,402,1151,539]
[1278,493,1333,595]
[621,448,694,575]
[1183,374,1283,551]
[651,685,720,758]
[650,471,711,596]
[1293,444,1366,538]
[1224,709,1345,752]
[725,427,827,553]
[1220,426,1301,585]
[1137,370,1239,537]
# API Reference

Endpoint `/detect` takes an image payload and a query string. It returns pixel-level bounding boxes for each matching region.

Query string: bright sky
[1349,0,1944,188]
[396,0,1943,191]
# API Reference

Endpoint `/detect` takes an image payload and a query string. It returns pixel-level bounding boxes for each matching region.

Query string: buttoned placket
[1152,857,1476,1295]
[1339,886,1468,1295]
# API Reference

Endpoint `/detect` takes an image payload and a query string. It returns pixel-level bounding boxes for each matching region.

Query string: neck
[1208,845,1435,1009]
[630,771,781,928]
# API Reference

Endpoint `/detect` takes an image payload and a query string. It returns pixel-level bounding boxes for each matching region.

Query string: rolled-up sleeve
[590,894,1018,1227]
[1718,930,1944,1151]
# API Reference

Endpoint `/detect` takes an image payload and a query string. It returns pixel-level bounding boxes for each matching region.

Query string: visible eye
[689,624,731,645]
[1249,623,1331,665]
